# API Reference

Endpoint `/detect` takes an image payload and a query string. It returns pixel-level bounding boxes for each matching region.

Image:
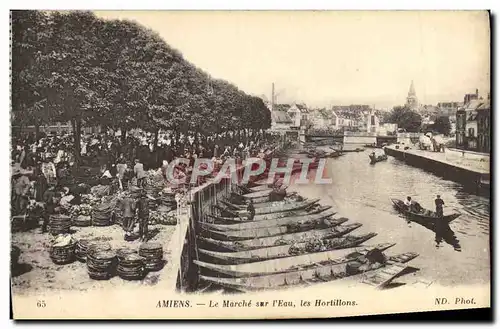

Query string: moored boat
[197,222,362,251]
[220,195,300,210]
[369,153,388,164]
[391,198,461,224]
[198,232,377,264]
[364,143,381,149]
[200,216,347,241]
[240,189,274,199]
[215,198,320,217]
[199,251,419,291]
[194,242,396,278]
[205,204,332,224]
[200,210,337,231]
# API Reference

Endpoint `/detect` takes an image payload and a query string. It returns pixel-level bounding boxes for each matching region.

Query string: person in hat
[134,158,146,188]
[13,168,31,215]
[137,189,151,242]
[41,156,57,186]
[41,186,58,233]
[435,195,445,218]
[121,193,137,240]
[247,199,255,221]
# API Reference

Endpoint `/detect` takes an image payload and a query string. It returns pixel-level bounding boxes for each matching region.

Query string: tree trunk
[153,129,160,168]
[121,128,127,144]
[34,122,40,142]
[72,118,82,169]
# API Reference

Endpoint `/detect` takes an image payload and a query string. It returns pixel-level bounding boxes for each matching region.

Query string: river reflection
[288,146,490,285]
[400,215,462,251]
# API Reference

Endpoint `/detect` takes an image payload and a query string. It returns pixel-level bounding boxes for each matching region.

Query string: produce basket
[50,236,76,265]
[117,253,146,281]
[139,242,164,272]
[49,215,72,236]
[87,250,117,280]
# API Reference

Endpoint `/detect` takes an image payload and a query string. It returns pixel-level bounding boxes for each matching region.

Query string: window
[468,128,475,137]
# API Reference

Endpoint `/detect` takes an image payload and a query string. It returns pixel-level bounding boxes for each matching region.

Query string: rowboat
[200,252,419,291]
[200,211,337,231]
[198,232,377,264]
[248,185,276,193]
[215,198,320,217]
[204,205,332,224]
[241,189,274,199]
[199,251,418,290]
[369,153,388,164]
[200,216,348,241]
[220,196,303,210]
[194,242,396,278]
[197,223,362,251]
[391,198,461,224]
[364,144,382,149]
[252,177,284,187]
[342,148,365,153]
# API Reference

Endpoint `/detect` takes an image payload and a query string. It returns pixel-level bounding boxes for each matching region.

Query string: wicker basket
[117,253,146,280]
[75,239,92,262]
[87,250,117,280]
[73,215,92,227]
[50,241,76,265]
[49,215,72,236]
[139,242,164,272]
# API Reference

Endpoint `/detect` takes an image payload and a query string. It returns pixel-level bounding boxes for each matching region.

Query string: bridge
[303,131,398,146]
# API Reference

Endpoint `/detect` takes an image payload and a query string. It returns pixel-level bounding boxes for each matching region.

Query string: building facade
[456,89,490,153]
[287,103,309,128]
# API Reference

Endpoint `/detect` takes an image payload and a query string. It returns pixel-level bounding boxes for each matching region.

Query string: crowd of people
[11,128,285,237]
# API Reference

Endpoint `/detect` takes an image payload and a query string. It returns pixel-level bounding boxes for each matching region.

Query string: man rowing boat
[403,196,423,213]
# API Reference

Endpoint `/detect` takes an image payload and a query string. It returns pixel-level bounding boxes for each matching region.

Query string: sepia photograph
[9,9,491,319]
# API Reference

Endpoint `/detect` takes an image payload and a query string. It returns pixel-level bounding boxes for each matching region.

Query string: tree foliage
[429,116,451,135]
[11,10,271,148]
[386,106,422,132]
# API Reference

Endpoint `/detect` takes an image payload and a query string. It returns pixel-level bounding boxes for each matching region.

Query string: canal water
[287,148,490,287]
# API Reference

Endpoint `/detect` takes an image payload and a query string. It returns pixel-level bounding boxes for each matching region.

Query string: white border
[2,1,497,328]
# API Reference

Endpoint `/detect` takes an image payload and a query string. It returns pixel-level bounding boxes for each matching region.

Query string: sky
[94,10,490,109]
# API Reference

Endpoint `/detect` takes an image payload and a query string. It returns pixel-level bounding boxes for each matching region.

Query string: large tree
[11,10,273,155]
[430,116,452,135]
[386,106,422,132]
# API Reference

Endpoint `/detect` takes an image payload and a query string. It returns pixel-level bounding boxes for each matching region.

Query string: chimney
[476,88,479,96]
[271,83,275,111]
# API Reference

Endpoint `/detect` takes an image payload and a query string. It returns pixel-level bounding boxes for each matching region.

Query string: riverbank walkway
[385,145,490,175]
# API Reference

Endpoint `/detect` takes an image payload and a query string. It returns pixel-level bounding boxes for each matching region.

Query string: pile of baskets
[86,242,116,280]
[49,215,72,235]
[50,237,76,265]
[139,243,164,271]
[117,248,146,280]
[160,193,177,209]
[75,239,92,262]
[73,215,92,227]
[92,203,114,227]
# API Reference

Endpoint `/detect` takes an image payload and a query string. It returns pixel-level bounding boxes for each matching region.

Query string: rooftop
[271,110,293,124]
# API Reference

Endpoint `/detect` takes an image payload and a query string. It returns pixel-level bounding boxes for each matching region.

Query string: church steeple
[406,80,419,110]
[408,80,416,97]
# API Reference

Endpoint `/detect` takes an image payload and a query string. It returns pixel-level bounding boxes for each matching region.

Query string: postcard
[10,10,490,319]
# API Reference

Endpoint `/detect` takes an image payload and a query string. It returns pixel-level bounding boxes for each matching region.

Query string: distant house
[287,103,309,128]
[331,111,358,130]
[437,101,462,117]
[363,109,380,133]
[270,110,293,130]
[309,108,335,129]
[456,89,490,153]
